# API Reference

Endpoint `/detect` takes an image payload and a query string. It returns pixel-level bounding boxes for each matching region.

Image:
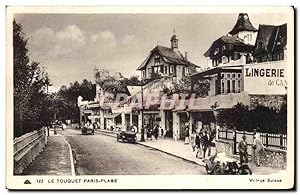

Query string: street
[59,128,206,175]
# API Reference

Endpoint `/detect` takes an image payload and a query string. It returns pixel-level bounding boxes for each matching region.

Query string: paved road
[59,128,206,175]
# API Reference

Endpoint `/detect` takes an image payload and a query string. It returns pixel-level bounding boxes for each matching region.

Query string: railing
[218,129,287,150]
[13,128,47,175]
[260,133,287,150]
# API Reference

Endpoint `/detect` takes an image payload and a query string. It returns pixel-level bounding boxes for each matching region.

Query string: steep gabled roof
[137,45,199,70]
[204,35,252,57]
[229,13,257,35]
[254,23,287,54]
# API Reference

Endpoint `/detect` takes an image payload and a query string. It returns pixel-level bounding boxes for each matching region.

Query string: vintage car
[81,127,95,135]
[117,130,137,143]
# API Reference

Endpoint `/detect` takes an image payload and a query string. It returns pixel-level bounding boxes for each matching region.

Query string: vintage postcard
[6,6,295,190]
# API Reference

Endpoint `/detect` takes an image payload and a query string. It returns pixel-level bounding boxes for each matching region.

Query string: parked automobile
[81,127,95,135]
[117,130,137,143]
[203,152,252,175]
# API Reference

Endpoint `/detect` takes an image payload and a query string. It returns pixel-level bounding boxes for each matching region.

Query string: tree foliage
[13,20,51,137]
[52,80,96,123]
[217,102,287,134]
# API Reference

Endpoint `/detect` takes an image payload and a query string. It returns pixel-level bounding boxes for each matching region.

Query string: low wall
[14,129,47,175]
[216,139,235,158]
[251,147,287,169]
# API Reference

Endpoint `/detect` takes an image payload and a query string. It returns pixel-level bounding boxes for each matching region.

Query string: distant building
[253,23,287,62]
[204,13,257,67]
[137,33,199,80]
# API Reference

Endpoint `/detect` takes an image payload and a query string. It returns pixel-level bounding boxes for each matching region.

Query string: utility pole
[140,79,145,142]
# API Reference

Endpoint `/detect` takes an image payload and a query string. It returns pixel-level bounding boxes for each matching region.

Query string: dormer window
[154,55,160,65]
[222,45,226,52]
[214,48,219,55]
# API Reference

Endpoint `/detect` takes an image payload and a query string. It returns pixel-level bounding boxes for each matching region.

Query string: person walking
[153,125,159,140]
[195,132,202,158]
[202,131,209,158]
[253,133,264,167]
[184,126,190,144]
[146,125,152,140]
[190,129,197,152]
[160,126,164,139]
[238,135,248,164]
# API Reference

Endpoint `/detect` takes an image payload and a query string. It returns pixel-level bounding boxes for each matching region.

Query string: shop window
[227,80,231,93]
[232,80,236,93]
[237,80,241,93]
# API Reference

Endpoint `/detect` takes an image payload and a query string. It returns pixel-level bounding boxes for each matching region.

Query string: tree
[13,20,50,137]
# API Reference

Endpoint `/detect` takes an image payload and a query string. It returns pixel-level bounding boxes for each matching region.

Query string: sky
[14,13,288,91]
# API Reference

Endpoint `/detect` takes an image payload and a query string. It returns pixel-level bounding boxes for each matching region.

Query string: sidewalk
[22,131,74,176]
[95,129,283,175]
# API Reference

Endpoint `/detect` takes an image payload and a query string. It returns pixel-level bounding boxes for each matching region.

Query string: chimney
[184,52,188,60]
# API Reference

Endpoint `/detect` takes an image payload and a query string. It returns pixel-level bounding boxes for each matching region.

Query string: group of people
[238,131,265,167]
[190,128,216,159]
[145,124,164,140]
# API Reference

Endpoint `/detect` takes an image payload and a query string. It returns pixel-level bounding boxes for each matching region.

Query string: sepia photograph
[6,6,295,190]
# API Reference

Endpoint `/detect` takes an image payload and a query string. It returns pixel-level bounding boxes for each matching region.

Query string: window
[222,56,229,64]
[154,55,160,65]
[233,52,240,60]
[221,80,225,94]
[232,73,236,78]
[232,80,236,93]
[142,70,145,78]
[227,73,230,78]
[214,48,219,55]
[222,45,226,52]
[237,80,241,93]
[227,80,231,93]
[164,66,168,74]
[170,65,174,74]
[182,67,186,76]
[237,73,241,78]
[160,65,164,73]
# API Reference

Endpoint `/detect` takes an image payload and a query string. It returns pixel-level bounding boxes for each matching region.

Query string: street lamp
[140,79,145,142]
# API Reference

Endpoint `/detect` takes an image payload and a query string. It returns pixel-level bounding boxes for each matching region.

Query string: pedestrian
[160,126,164,139]
[154,125,159,140]
[190,129,196,152]
[146,125,152,140]
[184,126,190,144]
[238,135,248,164]
[202,131,209,158]
[253,132,264,167]
[195,131,202,158]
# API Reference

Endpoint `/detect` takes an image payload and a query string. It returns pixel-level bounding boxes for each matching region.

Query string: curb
[136,142,205,166]
[95,130,205,167]
[57,134,76,176]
